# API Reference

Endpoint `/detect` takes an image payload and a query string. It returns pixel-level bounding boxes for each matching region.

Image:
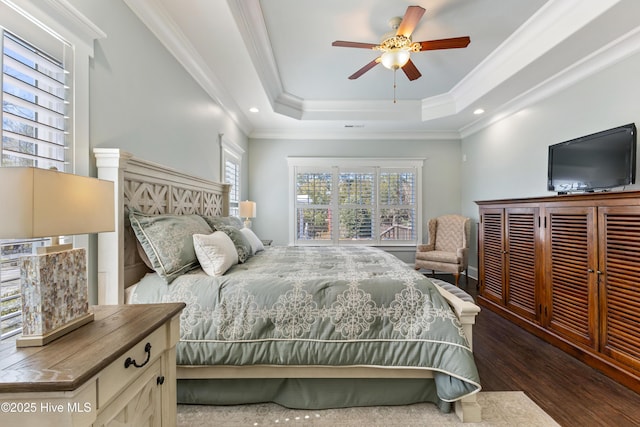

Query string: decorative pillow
[129,211,213,283]
[200,215,244,230]
[193,232,238,276]
[240,227,264,254]
[136,239,154,269]
[217,225,252,263]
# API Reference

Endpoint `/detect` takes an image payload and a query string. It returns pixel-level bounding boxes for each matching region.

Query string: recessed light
[249,107,259,113]
[473,108,485,115]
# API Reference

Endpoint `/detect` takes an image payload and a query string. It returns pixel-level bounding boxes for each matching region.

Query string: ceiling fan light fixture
[380,48,411,70]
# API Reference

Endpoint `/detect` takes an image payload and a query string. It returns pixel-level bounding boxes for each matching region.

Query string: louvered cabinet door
[504,208,539,322]
[479,208,505,305]
[598,206,640,372]
[545,206,598,348]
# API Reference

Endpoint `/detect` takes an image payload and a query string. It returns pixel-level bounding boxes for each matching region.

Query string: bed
[95,148,482,422]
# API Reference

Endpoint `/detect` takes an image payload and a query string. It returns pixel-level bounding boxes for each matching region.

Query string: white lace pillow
[193,232,239,276]
[240,227,265,254]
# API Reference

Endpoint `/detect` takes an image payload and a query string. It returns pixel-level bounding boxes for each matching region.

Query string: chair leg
[454,273,460,287]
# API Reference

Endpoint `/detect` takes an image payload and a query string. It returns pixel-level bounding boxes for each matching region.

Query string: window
[290,158,423,246]
[1,30,70,340]
[379,170,417,241]
[221,136,244,216]
[2,31,68,168]
[225,157,240,215]
[295,170,332,241]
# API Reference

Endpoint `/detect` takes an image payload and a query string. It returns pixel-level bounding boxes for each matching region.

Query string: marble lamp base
[16,247,94,348]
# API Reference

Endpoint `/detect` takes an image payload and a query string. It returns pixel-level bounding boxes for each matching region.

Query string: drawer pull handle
[157,375,165,385]
[124,342,152,369]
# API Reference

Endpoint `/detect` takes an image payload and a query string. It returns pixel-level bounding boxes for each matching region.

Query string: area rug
[177,391,560,426]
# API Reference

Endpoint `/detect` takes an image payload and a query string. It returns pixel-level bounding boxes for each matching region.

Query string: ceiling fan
[332,5,470,82]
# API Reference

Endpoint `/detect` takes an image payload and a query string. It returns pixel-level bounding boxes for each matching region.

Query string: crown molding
[273,92,304,120]
[250,128,460,141]
[451,0,622,112]
[227,0,282,105]
[421,93,458,121]
[460,20,640,138]
[123,0,253,135]
[301,99,422,121]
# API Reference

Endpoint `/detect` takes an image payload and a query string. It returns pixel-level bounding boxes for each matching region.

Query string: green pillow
[129,211,213,282]
[217,225,252,263]
[200,215,244,230]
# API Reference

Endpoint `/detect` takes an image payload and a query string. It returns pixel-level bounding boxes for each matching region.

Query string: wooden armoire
[477,191,640,393]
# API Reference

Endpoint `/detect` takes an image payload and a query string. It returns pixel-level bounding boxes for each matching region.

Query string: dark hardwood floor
[432,274,640,427]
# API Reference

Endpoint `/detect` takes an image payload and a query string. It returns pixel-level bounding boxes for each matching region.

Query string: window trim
[220,134,245,216]
[287,157,423,246]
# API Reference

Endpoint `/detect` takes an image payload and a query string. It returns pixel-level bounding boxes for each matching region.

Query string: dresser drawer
[97,325,167,409]
[93,359,163,427]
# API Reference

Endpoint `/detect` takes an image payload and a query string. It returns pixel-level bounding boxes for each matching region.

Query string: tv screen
[547,123,637,193]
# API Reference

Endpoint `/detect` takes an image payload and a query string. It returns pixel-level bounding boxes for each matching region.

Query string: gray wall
[461,49,640,277]
[66,0,248,302]
[69,0,248,183]
[247,137,462,262]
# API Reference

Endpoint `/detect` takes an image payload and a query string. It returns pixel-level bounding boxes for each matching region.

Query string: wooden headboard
[95,148,230,305]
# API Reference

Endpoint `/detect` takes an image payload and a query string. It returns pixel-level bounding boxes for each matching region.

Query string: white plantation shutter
[225,158,240,215]
[339,170,375,242]
[291,159,422,245]
[2,31,67,169]
[379,170,417,241]
[221,137,244,217]
[0,30,70,340]
[295,170,332,241]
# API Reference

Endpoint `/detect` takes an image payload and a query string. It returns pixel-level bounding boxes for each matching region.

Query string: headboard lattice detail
[125,181,169,215]
[172,187,202,215]
[95,148,230,305]
[203,192,224,217]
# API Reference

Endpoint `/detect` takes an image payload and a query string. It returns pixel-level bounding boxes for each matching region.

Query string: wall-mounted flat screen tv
[547,123,637,194]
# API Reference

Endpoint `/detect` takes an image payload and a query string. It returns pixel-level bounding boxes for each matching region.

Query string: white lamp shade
[239,200,256,218]
[0,167,115,239]
[381,49,411,70]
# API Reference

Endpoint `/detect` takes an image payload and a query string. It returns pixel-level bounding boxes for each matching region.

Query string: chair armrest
[457,247,469,265]
[417,243,434,252]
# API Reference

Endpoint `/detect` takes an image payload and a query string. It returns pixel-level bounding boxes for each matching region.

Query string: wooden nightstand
[0,303,184,427]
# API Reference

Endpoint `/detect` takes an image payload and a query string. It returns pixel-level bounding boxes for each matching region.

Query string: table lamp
[239,200,256,228]
[0,167,114,347]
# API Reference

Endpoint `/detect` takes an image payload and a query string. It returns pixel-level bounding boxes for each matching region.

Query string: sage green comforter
[131,246,481,402]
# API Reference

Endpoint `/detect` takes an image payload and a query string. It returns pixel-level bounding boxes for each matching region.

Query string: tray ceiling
[124,0,640,139]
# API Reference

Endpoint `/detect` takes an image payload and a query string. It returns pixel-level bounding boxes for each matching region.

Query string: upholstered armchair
[415,214,470,287]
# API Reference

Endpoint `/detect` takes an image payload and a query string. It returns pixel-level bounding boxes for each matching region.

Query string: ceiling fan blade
[417,36,471,51]
[396,6,426,37]
[348,58,380,80]
[332,40,378,49]
[402,58,421,81]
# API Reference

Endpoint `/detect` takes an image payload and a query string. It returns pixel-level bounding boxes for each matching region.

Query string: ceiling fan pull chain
[393,69,397,104]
